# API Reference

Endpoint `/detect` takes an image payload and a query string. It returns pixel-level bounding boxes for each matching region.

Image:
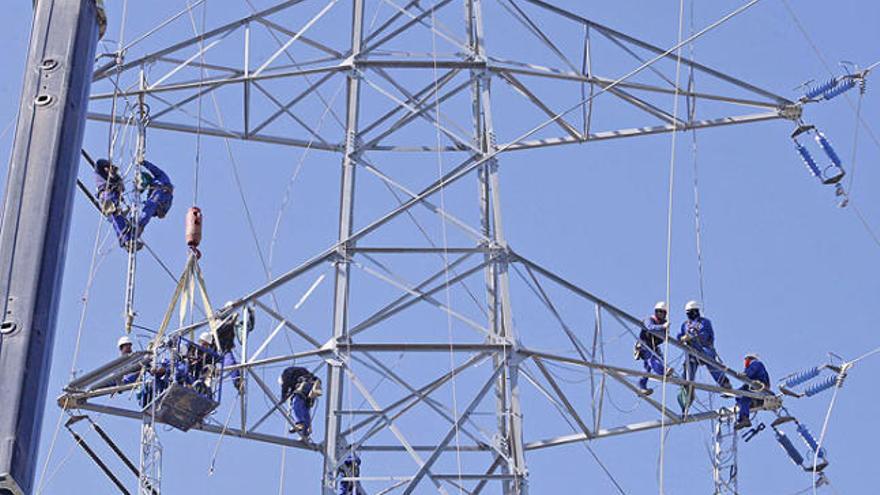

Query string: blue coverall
[94,159,130,243]
[135,161,174,237]
[281,366,315,433]
[336,455,365,495]
[737,359,770,421]
[638,315,667,389]
[678,316,731,388]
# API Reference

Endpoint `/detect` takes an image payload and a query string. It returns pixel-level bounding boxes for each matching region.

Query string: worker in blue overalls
[132,160,174,243]
[336,453,366,495]
[678,300,731,389]
[280,365,322,440]
[94,159,130,246]
[635,301,672,396]
[735,353,771,430]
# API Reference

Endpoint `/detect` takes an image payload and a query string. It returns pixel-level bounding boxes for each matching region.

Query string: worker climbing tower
[3,0,870,494]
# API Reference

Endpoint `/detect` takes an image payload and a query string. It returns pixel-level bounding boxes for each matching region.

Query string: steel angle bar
[501,111,782,150]
[530,359,594,438]
[249,70,338,135]
[487,64,782,109]
[361,0,457,55]
[359,76,480,154]
[354,353,510,462]
[251,82,335,145]
[254,0,340,77]
[148,35,229,90]
[344,343,512,353]
[364,67,473,149]
[252,16,344,58]
[252,299,323,348]
[91,65,347,100]
[340,353,490,437]
[518,0,792,105]
[93,0,310,81]
[401,364,504,494]
[338,369,450,494]
[525,408,735,451]
[496,71,581,140]
[86,111,342,150]
[354,158,486,242]
[352,259,490,336]
[349,255,489,336]
[156,56,240,75]
[359,68,461,137]
[351,247,487,254]
[71,401,316,450]
[374,0,472,56]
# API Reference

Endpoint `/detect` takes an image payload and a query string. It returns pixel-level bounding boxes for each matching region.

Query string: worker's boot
[638,387,654,397]
[734,418,752,431]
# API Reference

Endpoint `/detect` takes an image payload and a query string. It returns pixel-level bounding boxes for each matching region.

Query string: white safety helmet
[117,335,133,348]
[684,300,701,312]
[653,301,668,312]
[744,352,760,361]
[198,331,214,344]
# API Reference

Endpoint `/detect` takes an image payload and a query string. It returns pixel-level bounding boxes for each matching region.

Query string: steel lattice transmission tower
[59,1,800,493]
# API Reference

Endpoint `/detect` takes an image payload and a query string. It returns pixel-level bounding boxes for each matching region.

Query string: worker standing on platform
[678,300,731,388]
[94,159,130,245]
[132,160,173,242]
[735,353,771,430]
[635,301,672,395]
[337,453,366,495]
[280,365,322,440]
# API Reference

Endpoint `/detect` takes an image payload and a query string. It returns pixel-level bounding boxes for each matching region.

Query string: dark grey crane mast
[0,1,104,494]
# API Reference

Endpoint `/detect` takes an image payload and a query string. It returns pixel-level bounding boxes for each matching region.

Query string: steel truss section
[66,1,798,493]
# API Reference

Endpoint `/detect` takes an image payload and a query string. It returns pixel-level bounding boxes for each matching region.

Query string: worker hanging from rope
[131,160,174,243]
[634,301,673,396]
[336,453,366,495]
[91,157,174,250]
[677,300,731,411]
[94,159,131,246]
[735,353,771,430]
[279,365,322,441]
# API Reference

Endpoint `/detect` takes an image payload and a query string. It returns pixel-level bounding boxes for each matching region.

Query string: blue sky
[1,1,879,494]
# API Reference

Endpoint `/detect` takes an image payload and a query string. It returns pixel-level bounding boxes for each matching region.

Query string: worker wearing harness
[635,301,672,396]
[735,353,771,430]
[280,366,322,439]
[133,160,174,240]
[677,300,731,389]
[94,159,130,245]
[336,453,366,495]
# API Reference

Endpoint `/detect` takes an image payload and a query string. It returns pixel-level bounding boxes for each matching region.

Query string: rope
[191,0,207,205]
[658,1,687,493]
[431,6,465,492]
[36,213,112,494]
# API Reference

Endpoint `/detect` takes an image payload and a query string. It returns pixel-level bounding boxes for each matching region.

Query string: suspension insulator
[814,132,843,168]
[822,78,856,100]
[794,142,822,178]
[186,207,203,250]
[796,423,827,458]
[782,366,821,388]
[804,375,837,397]
[774,429,805,467]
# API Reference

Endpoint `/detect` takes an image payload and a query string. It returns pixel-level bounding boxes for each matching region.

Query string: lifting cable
[431,7,465,492]
[36,215,113,494]
[658,1,687,493]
